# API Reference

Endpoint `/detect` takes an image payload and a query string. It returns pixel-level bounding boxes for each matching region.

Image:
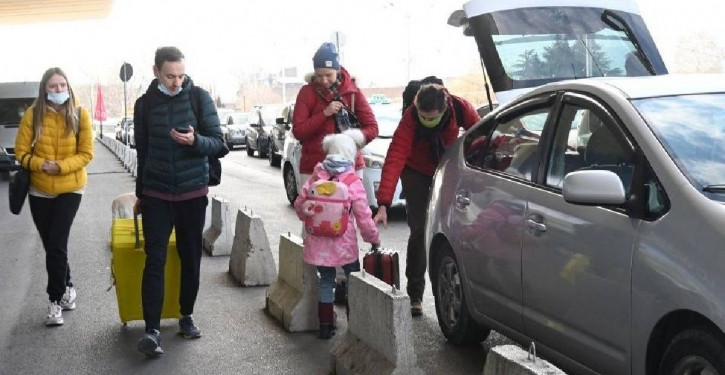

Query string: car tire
[246,137,254,156]
[432,242,489,345]
[284,164,298,205]
[268,143,281,167]
[225,136,234,150]
[659,326,725,375]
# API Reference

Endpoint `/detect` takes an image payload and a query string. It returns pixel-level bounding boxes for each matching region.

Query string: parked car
[220,111,249,149]
[423,1,700,374]
[268,104,293,167]
[361,104,405,208]
[246,104,285,158]
[427,73,725,375]
[115,117,133,145]
[0,81,39,172]
[368,94,392,105]
[281,104,405,208]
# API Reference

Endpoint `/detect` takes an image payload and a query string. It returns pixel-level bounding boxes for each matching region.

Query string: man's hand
[170,126,195,146]
[323,101,343,117]
[41,160,60,175]
[373,206,388,229]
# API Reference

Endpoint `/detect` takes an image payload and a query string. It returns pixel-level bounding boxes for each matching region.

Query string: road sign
[119,63,133,82]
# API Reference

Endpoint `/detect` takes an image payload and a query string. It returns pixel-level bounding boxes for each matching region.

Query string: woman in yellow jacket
[14,67,94,326]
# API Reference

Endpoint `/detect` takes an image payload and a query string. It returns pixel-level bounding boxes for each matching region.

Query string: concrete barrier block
[202,197,233,256]
[482,345,566,375]
[331,272,421,374]
[265,233,319,332]
[228,208,277,286]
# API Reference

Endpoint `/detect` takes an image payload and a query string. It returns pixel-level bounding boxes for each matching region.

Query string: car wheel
[432,242,489,345]
[225,136,234,150]
[284,165,298,205]
[246,137,254,156]
[659,327,725,375]
[268,144,281,167]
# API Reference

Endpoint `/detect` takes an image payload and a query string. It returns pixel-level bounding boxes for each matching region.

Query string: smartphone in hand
[174,126,190,134]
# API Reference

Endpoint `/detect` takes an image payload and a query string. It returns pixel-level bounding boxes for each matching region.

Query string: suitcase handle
[133,212,140,248]
[371,243,381,252]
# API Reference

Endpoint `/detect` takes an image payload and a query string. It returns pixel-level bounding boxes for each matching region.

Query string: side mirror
[563,170,626,205]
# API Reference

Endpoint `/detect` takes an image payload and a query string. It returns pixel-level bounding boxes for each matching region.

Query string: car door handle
[455,194,471,207]
[525,219,547,232]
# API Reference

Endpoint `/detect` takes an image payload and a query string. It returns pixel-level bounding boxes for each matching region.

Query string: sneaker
[411,301,423,317]
[179,315,202,339]
[137,329,163,357]
[46,301,63,326]
[60,287,76,310]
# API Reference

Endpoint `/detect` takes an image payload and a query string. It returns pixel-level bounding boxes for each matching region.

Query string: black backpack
[140,86,228,186]
[187,87,228,186]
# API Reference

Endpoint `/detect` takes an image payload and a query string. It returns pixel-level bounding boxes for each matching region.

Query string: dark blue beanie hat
[313,42,340,70]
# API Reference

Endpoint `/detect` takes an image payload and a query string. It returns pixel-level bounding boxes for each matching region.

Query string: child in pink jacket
[294,129,380,339]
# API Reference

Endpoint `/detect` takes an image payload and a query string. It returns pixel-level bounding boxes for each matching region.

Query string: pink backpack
[300,174,359,237]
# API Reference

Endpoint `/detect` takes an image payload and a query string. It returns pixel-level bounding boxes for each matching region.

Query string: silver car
[426,74,725,375]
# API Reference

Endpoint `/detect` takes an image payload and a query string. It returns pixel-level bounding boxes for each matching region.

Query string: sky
[0,0,723,102]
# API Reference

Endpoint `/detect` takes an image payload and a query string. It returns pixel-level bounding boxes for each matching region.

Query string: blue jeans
[141,195,207,331]
[317,260,360,304]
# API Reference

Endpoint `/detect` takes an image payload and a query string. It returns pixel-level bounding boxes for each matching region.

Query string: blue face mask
[47,91,70,105]
[158,83,181,97]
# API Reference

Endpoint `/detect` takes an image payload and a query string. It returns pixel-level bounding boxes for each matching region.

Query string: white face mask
[47,91,70,105]
[158,83,182,97]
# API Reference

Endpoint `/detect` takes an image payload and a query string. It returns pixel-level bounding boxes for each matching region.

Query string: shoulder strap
[451,96,464,128]
[75,107,81,143]
[189,86,203,127]
[340,173,359,186]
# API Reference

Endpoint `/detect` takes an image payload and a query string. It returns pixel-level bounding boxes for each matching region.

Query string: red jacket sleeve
[292,85,329,142]
[376,108,416,207]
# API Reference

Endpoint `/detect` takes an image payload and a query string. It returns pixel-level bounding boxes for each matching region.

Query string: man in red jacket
[292,42,378,182]
[374,83,479,317]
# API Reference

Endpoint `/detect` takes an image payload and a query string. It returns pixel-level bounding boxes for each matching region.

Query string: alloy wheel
[437,256,463,329]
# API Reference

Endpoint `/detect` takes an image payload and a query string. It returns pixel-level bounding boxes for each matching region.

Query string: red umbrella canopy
[94,85,107,122]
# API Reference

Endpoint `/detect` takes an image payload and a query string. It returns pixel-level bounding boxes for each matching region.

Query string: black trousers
[29,193,82,302]
[400,167,432,302]
[141,195,207,331]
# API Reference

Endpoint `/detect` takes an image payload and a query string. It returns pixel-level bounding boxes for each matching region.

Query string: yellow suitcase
[110,216,181,324]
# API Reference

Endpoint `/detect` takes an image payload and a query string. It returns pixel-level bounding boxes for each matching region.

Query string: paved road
[0,139,509,374]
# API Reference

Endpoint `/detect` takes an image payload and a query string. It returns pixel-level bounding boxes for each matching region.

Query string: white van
[0,82,39,172]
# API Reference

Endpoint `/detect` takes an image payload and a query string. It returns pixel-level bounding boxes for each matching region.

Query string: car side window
[546,102,635,193]
[464,108,548,181]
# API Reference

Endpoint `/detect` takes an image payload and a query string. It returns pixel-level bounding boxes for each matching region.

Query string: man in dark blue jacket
[133,46,223,357]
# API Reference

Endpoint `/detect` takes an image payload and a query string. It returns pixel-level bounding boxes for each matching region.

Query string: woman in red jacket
[373,83,479,317]
[292,42,378,182]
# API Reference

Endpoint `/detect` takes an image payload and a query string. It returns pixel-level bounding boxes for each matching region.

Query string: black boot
[318,302,336,339]
[318,323,336,339]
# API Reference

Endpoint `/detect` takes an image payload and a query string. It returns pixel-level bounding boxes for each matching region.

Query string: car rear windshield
[0,98,34,126]
[633,93,725,200]
[467,7,665,86]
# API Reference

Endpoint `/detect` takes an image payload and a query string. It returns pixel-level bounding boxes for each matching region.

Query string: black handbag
[9,153,31,215]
